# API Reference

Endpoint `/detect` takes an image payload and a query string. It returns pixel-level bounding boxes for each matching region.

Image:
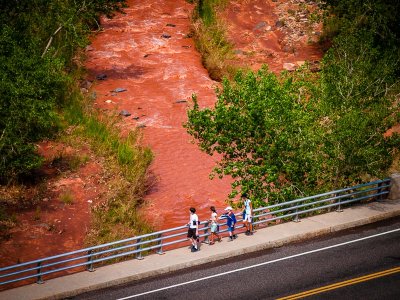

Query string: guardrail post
[135,238,144,260]
[293,206,300,222]
[377,182,383,201]
[36,262,44,284]
[203,221,210,244]
[87,249,95,272]
[336,193,343,212]
[156,233,164,255]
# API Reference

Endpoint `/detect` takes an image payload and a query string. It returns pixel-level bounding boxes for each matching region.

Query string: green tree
[320,28,400,186]
[0,0,126,182]
[186,67,323,206]
[186,0,400,206]
[0,25,66,181]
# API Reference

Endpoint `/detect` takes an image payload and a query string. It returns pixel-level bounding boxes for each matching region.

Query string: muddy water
[85,0,324,230]
[85,0,232,229]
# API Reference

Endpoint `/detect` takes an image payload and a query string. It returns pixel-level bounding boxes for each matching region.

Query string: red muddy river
[85,0,232,229]
[85,0,323,229]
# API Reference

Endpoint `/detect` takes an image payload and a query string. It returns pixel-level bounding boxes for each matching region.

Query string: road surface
[71,217,400,300]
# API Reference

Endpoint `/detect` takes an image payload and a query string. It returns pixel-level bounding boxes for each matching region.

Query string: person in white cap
[221,206,237,241]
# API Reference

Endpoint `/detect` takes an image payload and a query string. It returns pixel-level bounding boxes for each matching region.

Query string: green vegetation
[0,0,126,183]
[190,0,236,80]
[60,189,74,205]
[186,0,400,206]
[0,0,154,242]
[63,103,154,244]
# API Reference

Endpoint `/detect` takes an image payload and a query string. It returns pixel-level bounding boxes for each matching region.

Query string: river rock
[81,80,92,89]
[119,110,131,117]
[275,20,285,28]
[254,21,267,30]
[283,63,297,71]
[112,88,127,93]
[96,74,107,80]
[234,49,246,55]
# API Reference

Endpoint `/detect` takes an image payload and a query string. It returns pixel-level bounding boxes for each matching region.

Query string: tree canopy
[0,0,126,183]
[186,0,400,206]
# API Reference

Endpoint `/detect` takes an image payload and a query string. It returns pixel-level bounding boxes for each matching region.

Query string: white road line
[116,228,400,299]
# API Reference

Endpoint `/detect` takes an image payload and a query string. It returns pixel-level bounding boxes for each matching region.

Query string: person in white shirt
[209,206,221,245]
[241,193,254,235]
[187,207,199,252]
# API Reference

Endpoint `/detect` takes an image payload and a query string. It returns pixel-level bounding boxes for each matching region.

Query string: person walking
[241,193,254,235]
[221,206,237,241]
[187,207,199,252]
[209,206,221,245]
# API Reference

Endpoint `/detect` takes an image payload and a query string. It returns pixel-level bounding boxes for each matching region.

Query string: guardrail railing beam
[0,178,391,287]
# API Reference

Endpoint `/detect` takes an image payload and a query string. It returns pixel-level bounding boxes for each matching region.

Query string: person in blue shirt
[221,206,237,241]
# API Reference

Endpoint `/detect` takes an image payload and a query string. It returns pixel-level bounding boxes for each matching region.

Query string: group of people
[187,193,254,253]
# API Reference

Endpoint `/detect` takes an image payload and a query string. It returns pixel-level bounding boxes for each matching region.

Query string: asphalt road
[70,217,400,300]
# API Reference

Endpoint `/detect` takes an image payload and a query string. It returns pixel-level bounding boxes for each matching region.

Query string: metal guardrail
[0,178,391,286]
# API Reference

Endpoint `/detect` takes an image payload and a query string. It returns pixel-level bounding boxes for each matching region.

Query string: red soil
[0,0,324,288]
[0,141,107,289]
[223,0,323,73]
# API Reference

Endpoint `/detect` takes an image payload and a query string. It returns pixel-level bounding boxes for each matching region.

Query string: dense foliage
[186,68,323,204]
[0,0,126,183]
[186,0,400,206]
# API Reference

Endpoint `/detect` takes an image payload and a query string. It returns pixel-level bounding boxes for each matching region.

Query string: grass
[62,92,154,246]
[0,206,16,241]
[190,0,238,81]
[60,190,74,205]
[34,206,41,221]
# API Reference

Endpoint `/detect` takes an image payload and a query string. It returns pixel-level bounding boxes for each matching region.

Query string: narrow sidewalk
[2,199,400,300]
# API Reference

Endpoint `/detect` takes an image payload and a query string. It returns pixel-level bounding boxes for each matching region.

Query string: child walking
[221,206,237,241]
[209,206,221,245]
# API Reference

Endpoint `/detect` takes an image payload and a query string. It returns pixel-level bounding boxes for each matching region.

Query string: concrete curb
[1,199,400,300]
